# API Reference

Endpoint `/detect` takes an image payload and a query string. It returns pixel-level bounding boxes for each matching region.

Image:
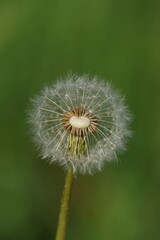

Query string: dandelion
[30,74,131,174]
[29,74,131,240]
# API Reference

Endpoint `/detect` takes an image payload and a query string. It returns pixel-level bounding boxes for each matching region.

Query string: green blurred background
[0,0,160,239]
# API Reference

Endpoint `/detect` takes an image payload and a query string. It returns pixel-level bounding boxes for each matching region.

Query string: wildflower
[29,74,131,174]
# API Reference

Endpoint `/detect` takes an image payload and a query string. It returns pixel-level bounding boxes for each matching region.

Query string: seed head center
[62,108,97,137]
[69,116,91,129]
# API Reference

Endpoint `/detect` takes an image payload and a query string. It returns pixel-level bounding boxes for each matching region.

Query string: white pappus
[29,74,132,175]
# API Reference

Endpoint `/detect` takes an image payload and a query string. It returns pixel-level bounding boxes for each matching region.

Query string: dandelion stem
[55,168,74,240]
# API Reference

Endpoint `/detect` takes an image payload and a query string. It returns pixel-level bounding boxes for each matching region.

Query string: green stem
[55,168,74,240]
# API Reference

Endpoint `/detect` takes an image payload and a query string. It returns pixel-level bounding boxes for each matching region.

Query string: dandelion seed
[29,74,132,174]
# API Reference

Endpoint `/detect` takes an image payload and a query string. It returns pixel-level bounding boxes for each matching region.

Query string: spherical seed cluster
[29,74,131,174]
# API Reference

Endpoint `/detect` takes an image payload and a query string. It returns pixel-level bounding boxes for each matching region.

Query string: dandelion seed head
[29,74,132,174]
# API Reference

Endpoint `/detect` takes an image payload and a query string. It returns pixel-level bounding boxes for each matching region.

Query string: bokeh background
[0,0,160,239]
